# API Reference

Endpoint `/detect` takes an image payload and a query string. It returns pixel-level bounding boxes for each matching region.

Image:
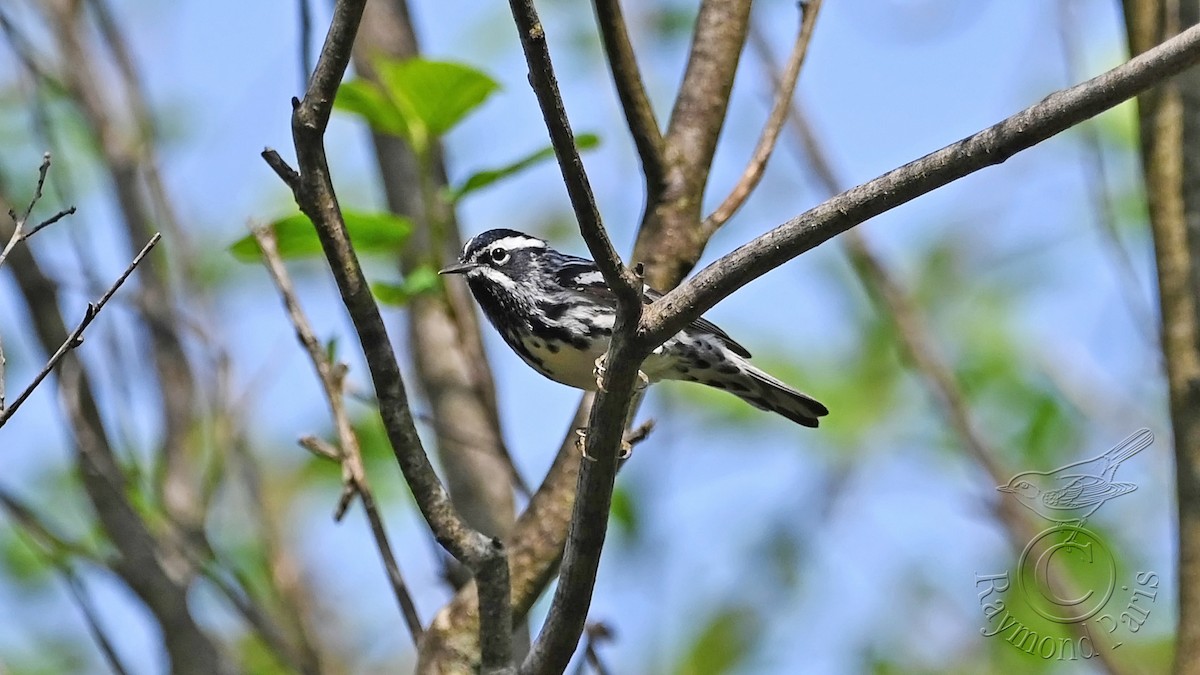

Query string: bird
[997,428,1153,526]
[439,228,829,432]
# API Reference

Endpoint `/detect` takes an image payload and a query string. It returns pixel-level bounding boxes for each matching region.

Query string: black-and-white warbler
[440,229,828,428]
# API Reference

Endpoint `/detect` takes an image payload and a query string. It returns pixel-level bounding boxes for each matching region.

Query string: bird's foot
[575,428,596,462]
[574,428,633,461]
[593,355,608,392]
[634,369,649,392]
[593,354,649,392]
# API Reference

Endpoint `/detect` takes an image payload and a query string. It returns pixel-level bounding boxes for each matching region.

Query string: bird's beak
[996,486,1014,493]
[439,261,479,275]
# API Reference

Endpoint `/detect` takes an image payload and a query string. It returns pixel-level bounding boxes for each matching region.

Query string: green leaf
[609,485,639,538]
[333,79,409,137]
[451,133,601,201]
[230,211,412,262]
[378,59,499,138]
[674,607,759,675]
[0,532,51,587]
[371,265,441,306]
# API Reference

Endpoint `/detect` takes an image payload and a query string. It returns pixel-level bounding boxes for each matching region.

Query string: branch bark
[1121,2,1200,672]
[262,0,513,670]
[592,0,666,192]
[252,226,423,645]
[352,0,523,545]
[701,0,822,234]
[641,23,1200,350]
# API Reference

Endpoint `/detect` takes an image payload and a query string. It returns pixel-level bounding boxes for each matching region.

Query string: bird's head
[997,476,1041,500]
[439,228,551,288]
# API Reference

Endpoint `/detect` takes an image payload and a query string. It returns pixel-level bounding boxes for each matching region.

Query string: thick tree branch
[352,0,524,547]
[262,0,512,670]
[642,23,1200,350]
[252,226,423,645]
[504,1,649,671]
[633,0,752,287]
[1122,2,1200,671]
[592,0,666,192]
[786,97,1128,671]
[701,0,822,234]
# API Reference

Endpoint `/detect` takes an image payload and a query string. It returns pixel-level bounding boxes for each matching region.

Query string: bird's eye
[490,248,510,265]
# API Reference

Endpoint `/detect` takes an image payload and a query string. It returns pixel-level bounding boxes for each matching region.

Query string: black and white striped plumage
[440,229,828,427]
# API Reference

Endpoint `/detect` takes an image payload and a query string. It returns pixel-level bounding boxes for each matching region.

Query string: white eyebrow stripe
[487,236,547,252]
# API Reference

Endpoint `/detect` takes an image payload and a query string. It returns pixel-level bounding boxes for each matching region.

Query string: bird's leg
[593,353,650,392]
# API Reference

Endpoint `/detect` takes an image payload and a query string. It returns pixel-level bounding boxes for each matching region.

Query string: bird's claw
[574,428,633,461]
[593,354,649,393]
[593,355,608,392]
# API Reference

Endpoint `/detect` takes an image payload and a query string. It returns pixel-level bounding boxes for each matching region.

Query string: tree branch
[252,226,423,645]
[0,233,160,429]
[1122,2,1200,671]
[592,0,666,192]
[632,0,752,290]
[701,0,822,234]
[505,0,640,302]
[642,22,1200,350]
[262,0,512,670]
[503,1,650,671]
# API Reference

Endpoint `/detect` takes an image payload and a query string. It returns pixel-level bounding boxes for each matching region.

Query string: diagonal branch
[252,226,423,645]
[504,1,648,672]
[0,233,160,429]
[261,0,512,670]
[641,22,1200,350]
[701,0,822,234]
[506,0,640,302]
[592,0,666,192]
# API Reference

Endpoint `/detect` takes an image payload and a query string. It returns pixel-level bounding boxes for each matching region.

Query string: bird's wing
[1043,476,1137,510]
[554,258,752,358]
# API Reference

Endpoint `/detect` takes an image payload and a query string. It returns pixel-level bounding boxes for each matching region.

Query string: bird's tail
[1102,428,1153,467]
[691,359,829,428]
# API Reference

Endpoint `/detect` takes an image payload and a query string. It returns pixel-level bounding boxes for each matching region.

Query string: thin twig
[298,0,314,88]
[642,22,1200,351]
[253,226,424,644]
[264,2,515,667]
[1055,0,1158,344]
[701,1,822,234]
[506,0,640,301]
[0,489,130,675]
[782,71,1129,675]
[0,152,52,271]
[0,233,160,429]
[62,569,133,675]
[591,0,665,192]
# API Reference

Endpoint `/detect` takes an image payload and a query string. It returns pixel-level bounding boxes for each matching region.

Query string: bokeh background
[0,0,1174,672]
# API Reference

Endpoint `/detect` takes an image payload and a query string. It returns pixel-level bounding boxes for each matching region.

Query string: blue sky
[0,0,1175,672]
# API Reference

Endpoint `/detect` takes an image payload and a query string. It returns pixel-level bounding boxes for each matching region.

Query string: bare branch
[504,1,653,670]
[253,225,423,644]
[701,1,822,233]
[505,0,641,303]
[642,22,1200,351]
[0,153,57,271]
[592,0,666,191]
[0,233,160,429]
[263,1,513,670]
